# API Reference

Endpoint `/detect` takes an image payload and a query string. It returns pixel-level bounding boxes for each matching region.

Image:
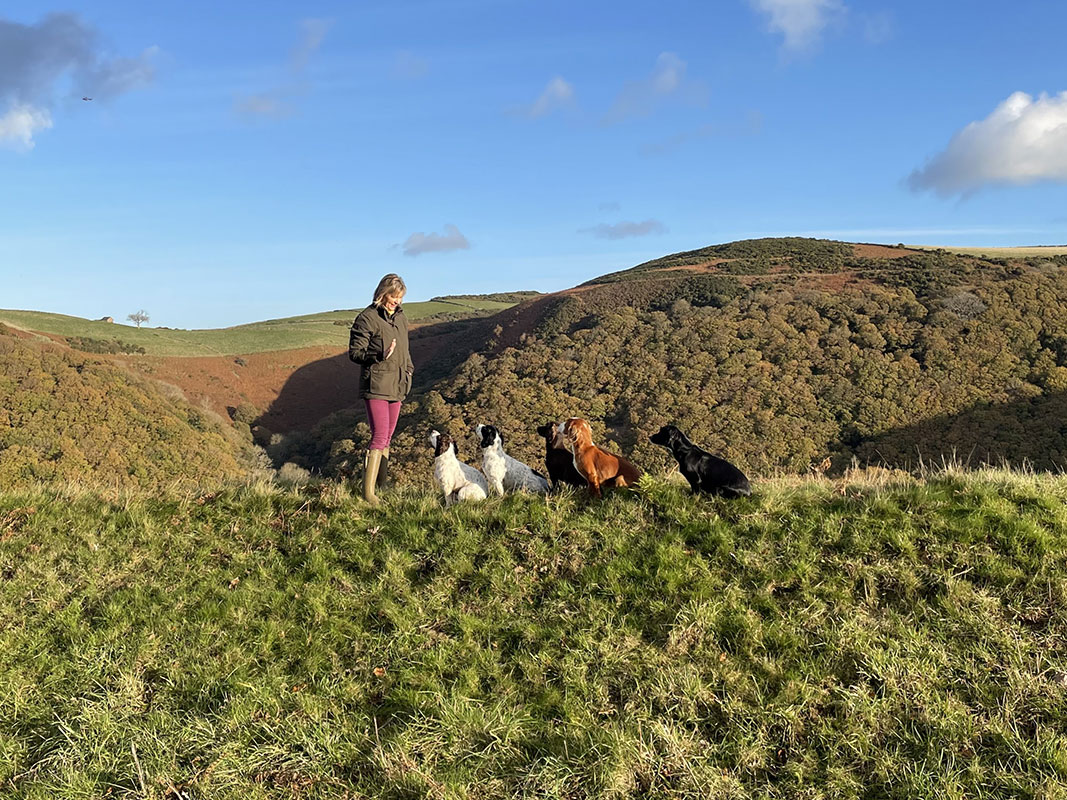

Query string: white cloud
[0,13,156,104]
[579,219,667,239]
[402,224,471,256]
[603,52,704,124]
[750,0,846,52]
[524,76,575,119]
[237,18,330,119]
[908,91,1067,197]
[0,13,155,151]
[0,103,52,150]
[291,18,331,72]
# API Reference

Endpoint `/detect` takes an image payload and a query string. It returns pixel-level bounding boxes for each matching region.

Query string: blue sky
[2,0,1066,328]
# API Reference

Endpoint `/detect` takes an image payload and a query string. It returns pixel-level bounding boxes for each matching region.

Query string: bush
[231,401,259,425]
[276,462,311,486]
[65,336,146,355]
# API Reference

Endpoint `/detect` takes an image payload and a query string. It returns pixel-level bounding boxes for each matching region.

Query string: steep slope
[0,325,257,490]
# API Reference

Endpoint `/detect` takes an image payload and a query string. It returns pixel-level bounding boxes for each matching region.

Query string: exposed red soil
[121,345,353,433]
[105,318,483,434]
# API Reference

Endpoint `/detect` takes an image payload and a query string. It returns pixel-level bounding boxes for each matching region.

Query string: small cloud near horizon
[908,91,1067,197]
[750,0,846,53]
[402,224,471,256]
[579,219,668,240]
[0,12,156,150]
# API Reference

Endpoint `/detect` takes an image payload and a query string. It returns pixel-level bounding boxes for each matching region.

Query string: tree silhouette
[127,310,150,328]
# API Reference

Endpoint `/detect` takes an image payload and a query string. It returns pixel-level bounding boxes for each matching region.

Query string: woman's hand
[385,338,397,359]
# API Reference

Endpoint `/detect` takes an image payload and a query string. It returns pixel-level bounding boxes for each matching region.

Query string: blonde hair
[372,274,407,307]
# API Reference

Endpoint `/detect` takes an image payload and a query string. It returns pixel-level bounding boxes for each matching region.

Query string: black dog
[649,425,751,498]
[535,422,586,489]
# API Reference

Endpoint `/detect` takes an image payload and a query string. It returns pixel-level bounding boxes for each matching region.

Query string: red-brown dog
[558,417,642,498]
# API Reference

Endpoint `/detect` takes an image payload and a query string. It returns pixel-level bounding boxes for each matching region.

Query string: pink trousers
[365,399,401,450]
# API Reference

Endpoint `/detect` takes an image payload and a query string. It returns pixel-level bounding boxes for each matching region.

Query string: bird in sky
[82,97,92,101]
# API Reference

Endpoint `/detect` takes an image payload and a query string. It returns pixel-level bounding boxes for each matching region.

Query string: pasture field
[2,470,1066,798]
[0,298,517,358]
[909,244,1067,259]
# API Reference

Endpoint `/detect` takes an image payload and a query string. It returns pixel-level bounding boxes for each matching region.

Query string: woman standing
[348,274,414,505]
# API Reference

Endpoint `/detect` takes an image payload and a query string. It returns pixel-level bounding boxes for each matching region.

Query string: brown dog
[558,417,642,497]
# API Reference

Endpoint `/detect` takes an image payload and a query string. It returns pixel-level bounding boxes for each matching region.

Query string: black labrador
[535,422,586,489]
[649,424,751,497]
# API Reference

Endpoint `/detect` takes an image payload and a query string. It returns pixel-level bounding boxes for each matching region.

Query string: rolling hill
[5,241,1067,489]
[265,239,1067,483]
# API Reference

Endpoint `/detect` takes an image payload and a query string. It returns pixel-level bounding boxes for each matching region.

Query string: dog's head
[429,429,455,458]
[536,422,567,449]
[649,424,681,449]
[559,418,592,452]
[475,423,501,450]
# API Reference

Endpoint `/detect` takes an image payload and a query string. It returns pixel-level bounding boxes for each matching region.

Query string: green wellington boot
[377,447,390,492]
[363,449,384,506]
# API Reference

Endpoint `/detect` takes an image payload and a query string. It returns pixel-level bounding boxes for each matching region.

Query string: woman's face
[382,292,404,313]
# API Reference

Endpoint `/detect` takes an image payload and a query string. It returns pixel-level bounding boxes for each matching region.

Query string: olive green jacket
[348,304,414,401]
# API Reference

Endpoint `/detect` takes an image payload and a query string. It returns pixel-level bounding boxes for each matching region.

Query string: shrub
[276,462,311,486]
[231,401,259,425]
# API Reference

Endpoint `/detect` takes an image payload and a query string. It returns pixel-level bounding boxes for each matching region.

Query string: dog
[535,422,586,489]
[475,424,551,495]
[558,417,642,498]
[649,424,751,498]
[429,430,488,505]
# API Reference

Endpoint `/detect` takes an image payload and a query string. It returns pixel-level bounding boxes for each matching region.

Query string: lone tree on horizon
[127,310,150,328]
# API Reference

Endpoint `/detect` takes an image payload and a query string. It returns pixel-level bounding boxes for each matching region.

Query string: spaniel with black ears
[429,430,488,505]
[475,424,550,495]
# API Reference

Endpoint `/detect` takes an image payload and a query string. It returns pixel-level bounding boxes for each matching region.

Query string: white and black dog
[649,424,751,498]
[475,424,551,496]
[429,430,488,505]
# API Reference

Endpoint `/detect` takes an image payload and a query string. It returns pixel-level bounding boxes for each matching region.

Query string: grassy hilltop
[2,470,1066,798]
[0,295,530,358]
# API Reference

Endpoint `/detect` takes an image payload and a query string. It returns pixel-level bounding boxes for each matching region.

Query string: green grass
[0,299,515,357]
[2,470,1067,798]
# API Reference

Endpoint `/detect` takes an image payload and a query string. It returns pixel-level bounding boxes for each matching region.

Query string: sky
[2,0,1066,329]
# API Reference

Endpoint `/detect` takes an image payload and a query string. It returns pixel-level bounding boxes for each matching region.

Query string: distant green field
[910,244,1067,258]
[0,298,516,357]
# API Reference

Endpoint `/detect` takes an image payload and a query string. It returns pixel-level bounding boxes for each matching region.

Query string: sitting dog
[535,422,586,489]
[476,424,551,495]
[649,424,751,498]
[558,417,642,498]
[429,430,488,505]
